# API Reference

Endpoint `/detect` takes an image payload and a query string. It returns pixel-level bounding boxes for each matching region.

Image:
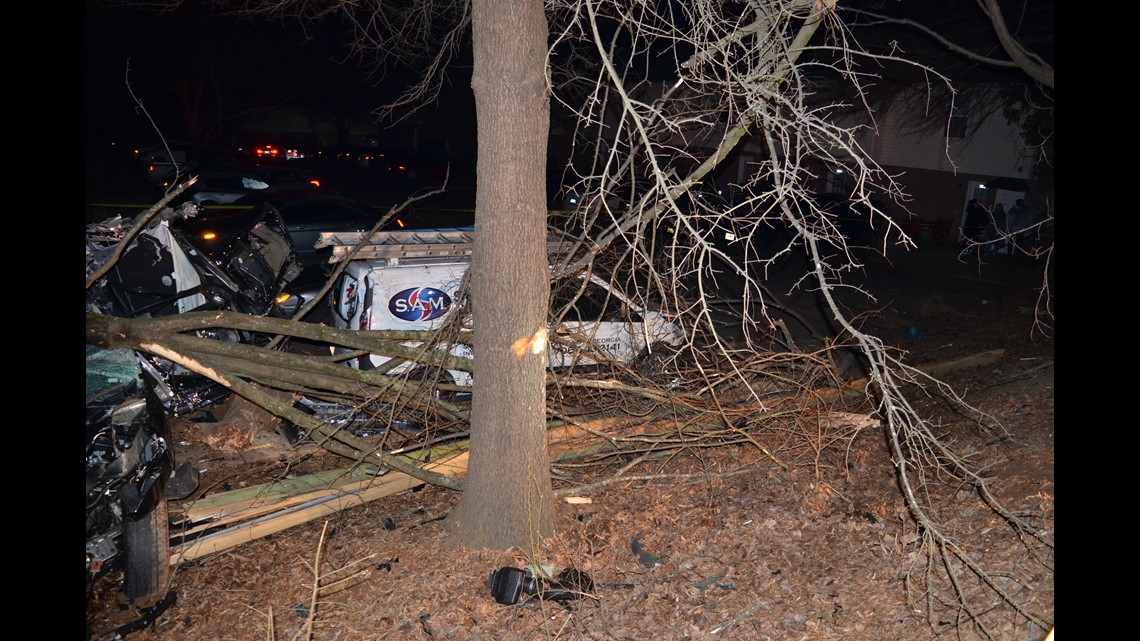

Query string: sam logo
[389,287,452,322]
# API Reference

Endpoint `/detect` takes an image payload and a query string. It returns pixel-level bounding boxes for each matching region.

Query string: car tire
[122,498,171,607]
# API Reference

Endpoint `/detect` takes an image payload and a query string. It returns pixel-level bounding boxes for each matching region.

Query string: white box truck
[318,228,683,390]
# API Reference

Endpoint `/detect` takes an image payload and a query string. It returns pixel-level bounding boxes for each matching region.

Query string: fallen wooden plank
[546,415,663,459]
[176,441,469,522]
[170,451,470,565]
[180,466,382,520]
[178,476,401,539]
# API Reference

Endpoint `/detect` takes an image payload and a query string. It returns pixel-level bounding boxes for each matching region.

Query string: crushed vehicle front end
[87,204,304,415]
[85,346,198,605]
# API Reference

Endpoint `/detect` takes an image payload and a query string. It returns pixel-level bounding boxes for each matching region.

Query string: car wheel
[122,498,171,606]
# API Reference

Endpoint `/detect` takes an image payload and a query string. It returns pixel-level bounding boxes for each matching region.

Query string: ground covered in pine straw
[88,375,1052,640]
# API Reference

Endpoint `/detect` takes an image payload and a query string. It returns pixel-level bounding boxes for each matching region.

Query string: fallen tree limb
[910,348,1006,379]
[768,348,1008,409]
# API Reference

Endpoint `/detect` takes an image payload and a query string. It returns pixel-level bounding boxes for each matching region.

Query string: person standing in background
[962,199,986,250]
[1005,199,1031,256]
[986,203,1007,254]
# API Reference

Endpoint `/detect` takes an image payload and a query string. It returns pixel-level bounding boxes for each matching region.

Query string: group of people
[962,198,1035,256]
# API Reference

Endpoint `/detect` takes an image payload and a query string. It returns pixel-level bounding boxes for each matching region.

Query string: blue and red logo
[389,287,452,322]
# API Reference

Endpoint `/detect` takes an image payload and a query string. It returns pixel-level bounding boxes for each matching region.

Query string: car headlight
[276,292,302,316]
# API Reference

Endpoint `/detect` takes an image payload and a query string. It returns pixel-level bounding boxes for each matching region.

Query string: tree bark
[446,0,557,549]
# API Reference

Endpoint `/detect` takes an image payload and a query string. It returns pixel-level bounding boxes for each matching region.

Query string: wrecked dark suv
[86,203,304,604]
[88,204,303,320]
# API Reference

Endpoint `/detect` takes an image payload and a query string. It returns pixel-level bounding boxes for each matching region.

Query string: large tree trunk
[446,0,556,549]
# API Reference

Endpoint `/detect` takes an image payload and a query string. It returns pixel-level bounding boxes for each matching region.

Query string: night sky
[87,3,368,147]
[87,2,1051,153]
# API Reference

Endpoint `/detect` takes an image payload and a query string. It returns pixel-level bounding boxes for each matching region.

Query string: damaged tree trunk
[445,0,557,551]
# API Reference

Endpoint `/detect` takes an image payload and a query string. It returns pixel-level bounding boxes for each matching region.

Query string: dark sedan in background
[187,167,323,206]
[232,189,475,267]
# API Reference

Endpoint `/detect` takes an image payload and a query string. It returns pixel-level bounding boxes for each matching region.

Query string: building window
[827,168,847,194]
[949,97,970,139]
